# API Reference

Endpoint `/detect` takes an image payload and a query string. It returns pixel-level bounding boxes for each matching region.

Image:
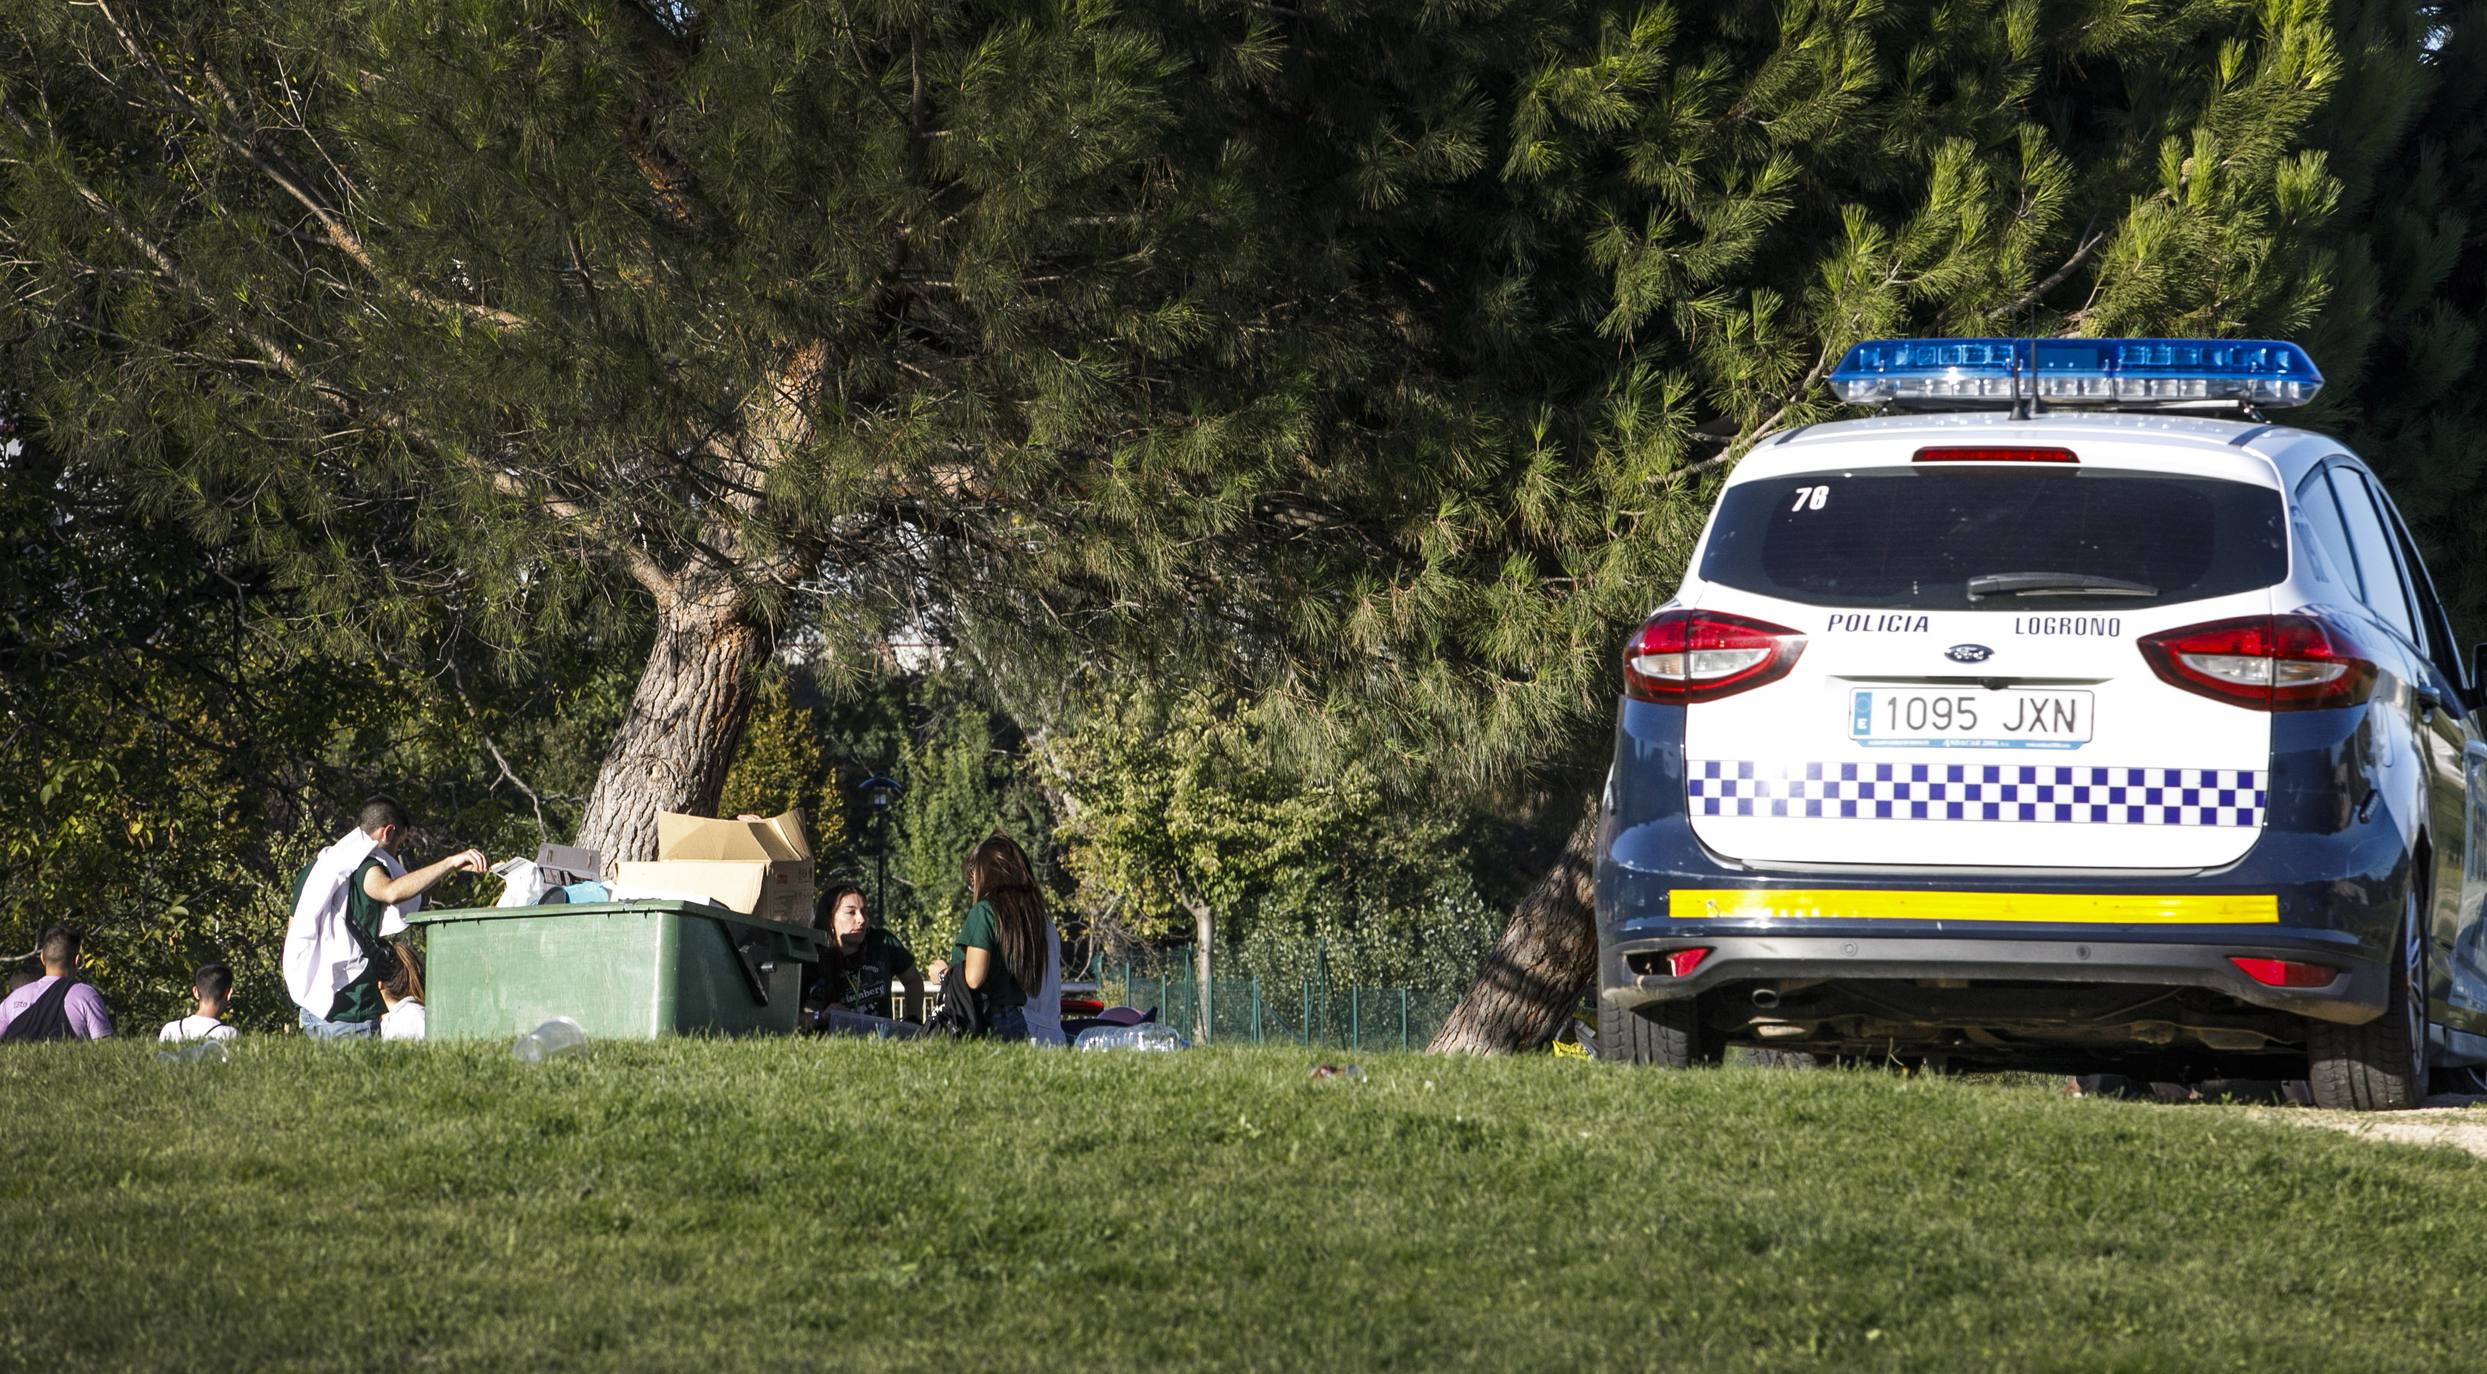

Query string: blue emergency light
[1827,338,2323,409]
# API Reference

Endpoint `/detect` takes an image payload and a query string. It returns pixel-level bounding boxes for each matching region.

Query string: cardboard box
[612,809,815,926]
[654,810,811,864]
[611,859,814,927]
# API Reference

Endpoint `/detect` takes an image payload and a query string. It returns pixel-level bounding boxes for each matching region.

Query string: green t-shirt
[948,901,1028,1010]
[288,855,393,1025]
[808,926,918,1015]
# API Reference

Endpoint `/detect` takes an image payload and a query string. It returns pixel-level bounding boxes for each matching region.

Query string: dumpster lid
[409,898,822,942]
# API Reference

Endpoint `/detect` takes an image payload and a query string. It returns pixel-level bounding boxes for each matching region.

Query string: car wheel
[1598,995,1717,1068]
[2307,892,2428,1112]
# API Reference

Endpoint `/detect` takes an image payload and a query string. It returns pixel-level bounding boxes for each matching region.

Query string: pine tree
[0,0,1478,866]
[2318,9,2487,635]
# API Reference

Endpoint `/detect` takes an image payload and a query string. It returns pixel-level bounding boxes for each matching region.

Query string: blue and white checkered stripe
[1687,762,2265,828]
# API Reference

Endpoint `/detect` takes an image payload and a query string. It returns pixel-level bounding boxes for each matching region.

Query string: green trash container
[407,900,823,1040]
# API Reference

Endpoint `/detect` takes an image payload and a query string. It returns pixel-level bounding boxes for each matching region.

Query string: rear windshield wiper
[1966,571,2159,600]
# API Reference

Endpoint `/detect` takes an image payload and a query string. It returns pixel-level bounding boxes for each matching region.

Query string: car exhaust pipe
[1751,987,1781,1010]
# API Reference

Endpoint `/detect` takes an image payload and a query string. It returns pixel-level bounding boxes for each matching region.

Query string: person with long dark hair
[805,885,923,1021]
[378,939,427,1041]
[926,835,1056,1041]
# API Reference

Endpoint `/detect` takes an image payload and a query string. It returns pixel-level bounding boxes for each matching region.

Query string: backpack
[921,972,990,1040]
[1,977,79,1043]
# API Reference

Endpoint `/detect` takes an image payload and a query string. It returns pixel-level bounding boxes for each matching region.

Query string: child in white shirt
[158,961,239,1043]
[378,939,426,1041]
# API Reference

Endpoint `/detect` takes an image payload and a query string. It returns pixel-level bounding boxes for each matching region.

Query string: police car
[1595,338,2487,1110]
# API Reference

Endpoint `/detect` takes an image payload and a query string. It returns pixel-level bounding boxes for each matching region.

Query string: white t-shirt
[380,1000,427,1041]
[158,1015,237,1044]
[1024,924,1065,1047]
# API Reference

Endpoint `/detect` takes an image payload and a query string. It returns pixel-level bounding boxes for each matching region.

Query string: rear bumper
[1595,696,2419,1032]
[1604,926,2386,1024]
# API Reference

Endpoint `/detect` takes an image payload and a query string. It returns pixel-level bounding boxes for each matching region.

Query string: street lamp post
[857,774,902,925]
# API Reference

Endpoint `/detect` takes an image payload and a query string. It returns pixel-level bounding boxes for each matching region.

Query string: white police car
[1595,338,2487,1110]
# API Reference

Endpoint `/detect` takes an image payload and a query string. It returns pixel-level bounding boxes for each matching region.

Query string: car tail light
[2230,956,2340,988]
[1628,948,1713,977]
[1624,610,1807,703]
[1913,445,2078,463]
[2136,613,2377,712]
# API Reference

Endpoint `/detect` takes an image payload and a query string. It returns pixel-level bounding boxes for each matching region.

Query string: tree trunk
[1192,902,1214,1044]
[572,575,770,870]
[1427,794,1602,1054]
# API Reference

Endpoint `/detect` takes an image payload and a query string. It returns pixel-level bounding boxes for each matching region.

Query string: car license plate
[1847,687,2093,750]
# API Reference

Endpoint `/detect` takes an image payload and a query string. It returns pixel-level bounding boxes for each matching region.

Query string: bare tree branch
[1989,222,2108,326]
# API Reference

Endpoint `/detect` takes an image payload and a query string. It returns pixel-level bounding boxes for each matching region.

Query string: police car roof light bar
[1828,338,2323,411]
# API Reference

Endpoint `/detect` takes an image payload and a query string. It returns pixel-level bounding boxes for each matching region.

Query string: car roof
[1732,411,2349,490]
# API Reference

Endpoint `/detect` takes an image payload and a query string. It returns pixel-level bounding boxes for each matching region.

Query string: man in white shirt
[158,960,239,1044]
[283,796,483,1038]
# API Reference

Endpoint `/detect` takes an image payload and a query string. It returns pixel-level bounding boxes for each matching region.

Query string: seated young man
[160,961,240,1044]
[0,925,114,1042]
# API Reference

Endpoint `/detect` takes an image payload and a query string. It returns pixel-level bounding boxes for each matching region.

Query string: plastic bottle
[513,1017,588,1063]
[1074,1022,1186,1052]
[155,1038,231,1066]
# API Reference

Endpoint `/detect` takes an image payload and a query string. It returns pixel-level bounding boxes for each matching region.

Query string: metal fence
[1098,954,1462,1051]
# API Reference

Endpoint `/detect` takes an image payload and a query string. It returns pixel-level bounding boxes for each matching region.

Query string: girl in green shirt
[931,835,1056,1041]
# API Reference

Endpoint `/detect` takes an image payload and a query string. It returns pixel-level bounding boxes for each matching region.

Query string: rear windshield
[1698,468,2285,611]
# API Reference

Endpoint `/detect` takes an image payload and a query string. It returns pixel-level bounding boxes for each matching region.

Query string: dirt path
[2243,1093,2487,1160]
[2069,1078,2487,1159]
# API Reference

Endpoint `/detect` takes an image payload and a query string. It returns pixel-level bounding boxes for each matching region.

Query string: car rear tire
[2307,895,2428,1112]
[1598,996,1717,1068]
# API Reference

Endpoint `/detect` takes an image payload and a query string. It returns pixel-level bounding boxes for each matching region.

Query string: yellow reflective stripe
[1666,889,2279,925]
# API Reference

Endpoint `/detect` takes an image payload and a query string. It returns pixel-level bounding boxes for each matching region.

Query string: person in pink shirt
[0,925,115,1042]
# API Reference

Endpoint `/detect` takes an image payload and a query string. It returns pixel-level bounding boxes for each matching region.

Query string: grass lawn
[7,1039,2487,1372]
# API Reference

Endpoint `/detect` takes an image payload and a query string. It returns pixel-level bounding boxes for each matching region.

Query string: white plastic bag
[492,857,553,908]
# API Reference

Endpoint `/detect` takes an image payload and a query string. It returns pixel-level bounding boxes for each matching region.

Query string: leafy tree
[874,674,1058,961]
[0,429,626,1029]
[1042,689,1500,1022]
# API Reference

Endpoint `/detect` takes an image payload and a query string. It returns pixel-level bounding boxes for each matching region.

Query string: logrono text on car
[1594,337,2487,1110]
